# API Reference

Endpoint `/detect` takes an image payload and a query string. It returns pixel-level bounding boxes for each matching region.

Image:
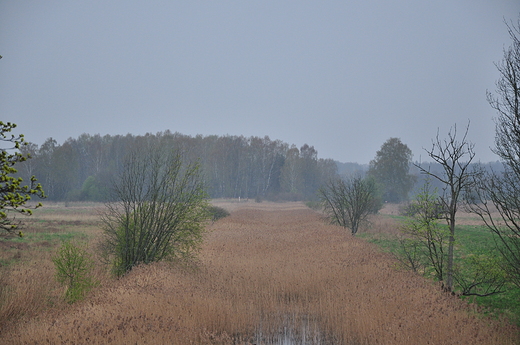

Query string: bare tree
[465,18,520,289]
[488,17,520,173]
[415,123,476,292]
[318,176,381,235]
[400,177,506,297]
[467,168,520,288]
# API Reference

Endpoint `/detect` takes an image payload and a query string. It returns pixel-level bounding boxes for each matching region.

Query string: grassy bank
[360,211,520,325]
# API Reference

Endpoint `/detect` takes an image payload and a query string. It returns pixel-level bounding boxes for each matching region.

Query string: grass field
[0,201,518,344]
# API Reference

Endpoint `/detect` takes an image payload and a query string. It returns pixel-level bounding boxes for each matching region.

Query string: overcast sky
[1,1,519,163]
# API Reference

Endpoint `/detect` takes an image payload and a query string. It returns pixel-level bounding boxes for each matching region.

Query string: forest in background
[14,130,504,203]
[15,131,342,202]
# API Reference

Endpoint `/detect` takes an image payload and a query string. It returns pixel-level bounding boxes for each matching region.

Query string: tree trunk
[446,213,456,292]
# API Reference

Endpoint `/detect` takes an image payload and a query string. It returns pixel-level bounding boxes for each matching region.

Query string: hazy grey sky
[1,1,519,163]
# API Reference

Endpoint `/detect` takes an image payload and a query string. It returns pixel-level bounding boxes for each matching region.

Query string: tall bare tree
[415,123,476,291]
[467,16,520,288]
[488,17,520,173]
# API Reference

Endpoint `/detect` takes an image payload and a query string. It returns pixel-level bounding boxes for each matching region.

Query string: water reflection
[253,314,331,345]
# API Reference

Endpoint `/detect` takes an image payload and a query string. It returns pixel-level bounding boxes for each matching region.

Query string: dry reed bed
[0,202,518,344]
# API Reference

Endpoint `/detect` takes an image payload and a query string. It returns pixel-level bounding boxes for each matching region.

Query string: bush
[52,241,97,303]
[400,200,445,218]
[305,200,321,211]
[207,205,230,222]
[100,148,210,277]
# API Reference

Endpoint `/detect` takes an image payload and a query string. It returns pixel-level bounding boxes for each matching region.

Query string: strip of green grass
[0,230,90,267]
[23,231,88,243]
[2,231,88,247]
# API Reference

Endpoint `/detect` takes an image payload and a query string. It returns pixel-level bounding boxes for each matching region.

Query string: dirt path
[2,202,518,344]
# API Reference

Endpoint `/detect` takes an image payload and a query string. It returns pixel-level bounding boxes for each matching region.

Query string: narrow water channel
[253,327,327,345]
[252,314,331,345]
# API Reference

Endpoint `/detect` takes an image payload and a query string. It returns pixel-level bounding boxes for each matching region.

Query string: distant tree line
[15,132,338,202]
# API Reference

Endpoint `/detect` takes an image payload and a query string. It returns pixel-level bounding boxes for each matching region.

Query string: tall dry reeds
[0,259,60,325]
[0,202,518,344]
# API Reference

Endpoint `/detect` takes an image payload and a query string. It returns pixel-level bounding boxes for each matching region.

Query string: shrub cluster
[399,200,445,219]
[207,205,230,222]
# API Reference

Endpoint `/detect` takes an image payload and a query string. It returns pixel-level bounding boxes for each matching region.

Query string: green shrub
[305,200,321,211]
[207,205,230,222]
[52,241,98,303]
[400,200,445,218]
[100,149,209,277]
